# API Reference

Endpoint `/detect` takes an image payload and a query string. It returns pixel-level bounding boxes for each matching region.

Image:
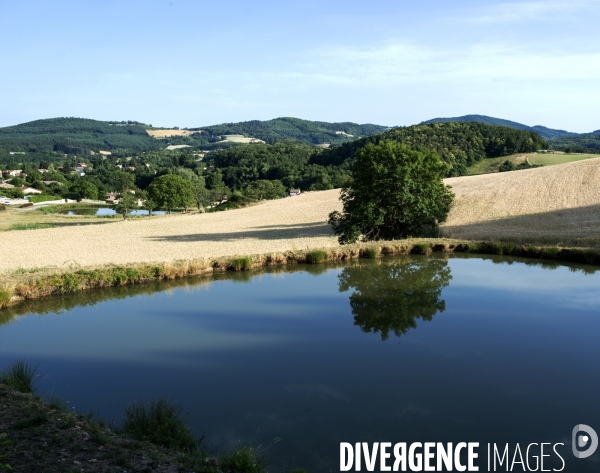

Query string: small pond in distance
[1,255,599,472]
[57,207,170,216]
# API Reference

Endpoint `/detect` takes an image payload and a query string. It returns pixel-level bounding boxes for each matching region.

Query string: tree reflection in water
[338,258,452,340]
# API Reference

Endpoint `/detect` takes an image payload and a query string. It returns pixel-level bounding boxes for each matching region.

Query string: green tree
[114,191,138,220]
[328,141,454,244]
[69,180,99,200]
[192,183,210,210]
[147,174,194,213]
[243,179,285,200]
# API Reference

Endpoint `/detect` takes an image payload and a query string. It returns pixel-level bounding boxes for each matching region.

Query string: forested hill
[0,117,389,160]
[422,114,577,140]
[198,117,389,145]
[0,118,159,156]
[310,122,548,176]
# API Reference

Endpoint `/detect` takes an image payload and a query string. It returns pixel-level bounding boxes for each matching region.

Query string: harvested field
[529,152,599,166]
[0,191,343,273]
[442,157,600,246]
[2,158,600,275]
[222,135,265,144]
[146,129,202,138]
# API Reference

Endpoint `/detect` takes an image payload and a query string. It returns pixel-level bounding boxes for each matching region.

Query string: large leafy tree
[147,174,194,213]
[328,141,454,244]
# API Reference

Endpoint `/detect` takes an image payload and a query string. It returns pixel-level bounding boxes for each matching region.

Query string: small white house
[289,189,301,197]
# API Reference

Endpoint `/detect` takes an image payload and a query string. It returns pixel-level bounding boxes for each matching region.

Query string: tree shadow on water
[338,258,452,341]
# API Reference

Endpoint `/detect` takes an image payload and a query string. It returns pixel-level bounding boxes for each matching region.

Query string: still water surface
[1,255,599,471]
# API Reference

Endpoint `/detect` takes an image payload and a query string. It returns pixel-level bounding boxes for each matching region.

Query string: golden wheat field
[1,157,600,274]
[441,157,600,246]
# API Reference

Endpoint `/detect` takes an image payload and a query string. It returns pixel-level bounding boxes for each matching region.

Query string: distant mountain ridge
[422,114,579,140]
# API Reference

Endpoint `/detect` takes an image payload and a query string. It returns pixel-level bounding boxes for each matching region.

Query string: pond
[57,207,170,216]
[1,255,599,472]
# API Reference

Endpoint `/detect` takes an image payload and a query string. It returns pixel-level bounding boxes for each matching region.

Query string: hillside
[422,114,577,140]
[0,117,389,164]
[441,157,600,246]
[311,121,547,176]
[0,118,159,157]
[198,117,389,145]
[548,132,600,153]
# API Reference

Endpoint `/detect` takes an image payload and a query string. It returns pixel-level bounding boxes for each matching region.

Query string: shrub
[230,257,252,271]
[363,246,379,258]
[26,194,62,203]
[0,290,11,309]
[411,243,430,255]
[307,249,327,263]
[0,203,5,211]
[0,360,38,393]
[122,398,196,449]
[219,446,267,473]
[8,223,54,231]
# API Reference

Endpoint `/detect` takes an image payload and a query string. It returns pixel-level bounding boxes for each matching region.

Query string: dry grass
[222,136,265,144]
[146,129,202,138]
[442,157,600,246]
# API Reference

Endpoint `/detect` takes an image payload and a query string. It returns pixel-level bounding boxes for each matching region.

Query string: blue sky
[1,0,599,131]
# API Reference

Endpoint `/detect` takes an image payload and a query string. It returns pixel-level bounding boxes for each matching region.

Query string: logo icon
[572,425,598,459]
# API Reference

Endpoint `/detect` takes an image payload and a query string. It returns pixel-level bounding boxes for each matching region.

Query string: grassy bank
[0,361,301,473]
[1,238,600,311]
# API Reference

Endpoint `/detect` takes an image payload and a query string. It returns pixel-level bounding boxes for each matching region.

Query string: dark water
[1,255,600,472]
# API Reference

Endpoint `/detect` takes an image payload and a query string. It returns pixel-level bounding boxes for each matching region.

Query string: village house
[106,192,119,203]
[21,186,42,195]
[42,180,63,186]
[0,182,15,189]
[2,169,22,177]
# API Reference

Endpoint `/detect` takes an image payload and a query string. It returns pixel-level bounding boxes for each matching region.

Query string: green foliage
[0,187,24,199]
[338,258,452,340]
[229,257,252,271]
[307,250,327,263]
[122,398,196,449]
[8,223,54,230]
[0,291,11,308]
[26,194,62,203]
[68,180,98,200]
[243,179,286,200]
[422,114,576,140]
[0,204,5,211]
[549,132,600,152]
[113,192,139,219]
[218,446,267,473]
[210,141,350,191]
[201,117,387,145]
[148,174,194,212]
[0,117,158,157]
[328,141,454,244]
[314,122,547,176]
[0,360,38,393]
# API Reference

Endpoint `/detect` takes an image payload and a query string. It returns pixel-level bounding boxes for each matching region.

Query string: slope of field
[2,158,599,274]
[528,152,600,166]
[442,157,600,246]
[0,192,343,273]
[146,129,203,138]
